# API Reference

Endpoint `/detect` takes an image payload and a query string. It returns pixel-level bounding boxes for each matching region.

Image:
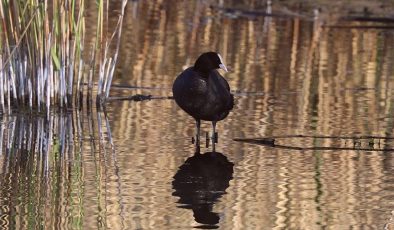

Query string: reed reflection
[0,110,115,229]
[172,151,234,229]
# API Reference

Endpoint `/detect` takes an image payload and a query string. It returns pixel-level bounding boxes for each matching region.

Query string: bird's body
[172,52,233,152]
[172,67,233,122]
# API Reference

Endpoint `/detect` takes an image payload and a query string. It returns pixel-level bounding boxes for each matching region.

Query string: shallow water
[1,1,394,229]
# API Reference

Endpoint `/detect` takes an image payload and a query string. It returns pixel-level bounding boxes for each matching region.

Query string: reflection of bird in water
[172,152,234,229]
[172,52,234,152]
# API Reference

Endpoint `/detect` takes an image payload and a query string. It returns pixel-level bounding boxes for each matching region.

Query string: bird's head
[194,52,228,74]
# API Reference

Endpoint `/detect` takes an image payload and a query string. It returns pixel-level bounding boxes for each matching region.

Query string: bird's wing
[219,75,231,92]
[211,71,234,111]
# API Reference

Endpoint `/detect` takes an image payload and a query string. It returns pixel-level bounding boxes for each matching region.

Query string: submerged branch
[341,16,394,23]
[211,5,309,20]
[107,94,173,102]
[234,135,394,152]
[323,25,394,30]
[242,134,394,140]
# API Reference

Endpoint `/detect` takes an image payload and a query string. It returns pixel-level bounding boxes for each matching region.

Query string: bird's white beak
[219,63,228,72]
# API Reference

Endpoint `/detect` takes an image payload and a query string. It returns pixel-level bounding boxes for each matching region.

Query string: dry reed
[0,0,128,114]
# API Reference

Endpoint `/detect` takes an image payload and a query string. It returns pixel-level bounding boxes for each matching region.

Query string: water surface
[1,1,394,229]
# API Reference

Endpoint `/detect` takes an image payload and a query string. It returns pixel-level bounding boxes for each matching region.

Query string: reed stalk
[0,0,128,113]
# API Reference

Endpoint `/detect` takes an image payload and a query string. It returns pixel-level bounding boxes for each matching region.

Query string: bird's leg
[195,119,201,154]
[206,132,210,148]
[211,121,217,152]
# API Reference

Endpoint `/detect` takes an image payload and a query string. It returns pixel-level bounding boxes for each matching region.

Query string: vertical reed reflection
[0,109,117,229]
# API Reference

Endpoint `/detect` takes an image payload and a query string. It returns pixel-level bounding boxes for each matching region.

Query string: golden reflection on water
[1,0,394,229]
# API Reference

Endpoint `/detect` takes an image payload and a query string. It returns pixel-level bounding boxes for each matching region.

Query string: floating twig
[211,5,309,20]
[242,134,394,140]
[234,135,394,152]
[323,25,394,30]
[107,94,173,102]
[340,16,394,23]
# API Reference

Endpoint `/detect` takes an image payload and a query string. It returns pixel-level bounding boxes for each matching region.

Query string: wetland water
[1,1,394,229]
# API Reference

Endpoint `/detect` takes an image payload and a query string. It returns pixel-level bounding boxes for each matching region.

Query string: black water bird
[172,52,234,150]
[172,151,234,228]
